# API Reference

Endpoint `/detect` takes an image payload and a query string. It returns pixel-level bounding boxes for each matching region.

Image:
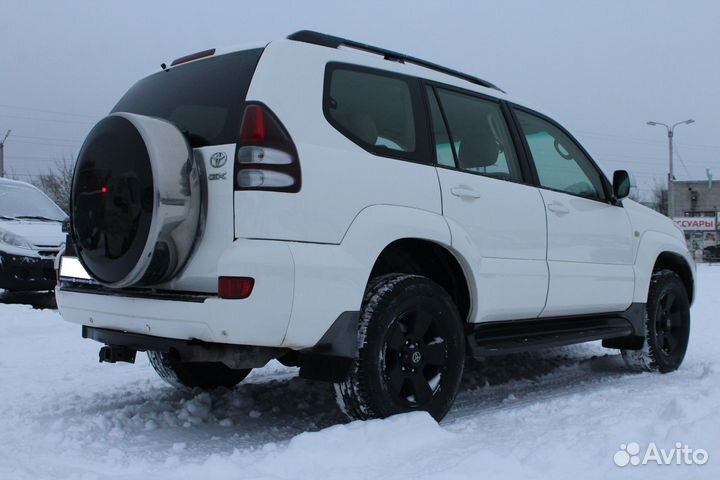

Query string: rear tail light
[234,103,300,192]
[218,276,255,299]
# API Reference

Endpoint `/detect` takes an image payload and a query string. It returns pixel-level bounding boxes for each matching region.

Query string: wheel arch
[283,205,460,349]
[369,238,472,322]
[653,251,694,303]
[633,230,695,304]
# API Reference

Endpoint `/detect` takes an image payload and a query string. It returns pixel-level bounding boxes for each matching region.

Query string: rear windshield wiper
[13,215,64,222]
[0,215,16,220]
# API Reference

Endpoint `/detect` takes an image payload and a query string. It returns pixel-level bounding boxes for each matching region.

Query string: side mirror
[613,170,631,199]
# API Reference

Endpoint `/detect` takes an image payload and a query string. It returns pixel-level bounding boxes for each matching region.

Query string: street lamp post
[0,130,11,178]
[646,119,695,218]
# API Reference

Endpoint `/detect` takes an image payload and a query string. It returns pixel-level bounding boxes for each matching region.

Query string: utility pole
[0,130,11,178]
[647,120,695,218]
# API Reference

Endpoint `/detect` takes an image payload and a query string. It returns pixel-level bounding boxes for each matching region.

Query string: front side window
[325,64,426,161]
[430,87,522,182]
[515,109,606,201]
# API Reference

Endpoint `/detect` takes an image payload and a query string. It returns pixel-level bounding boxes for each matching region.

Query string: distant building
[671,180,720,218]
[669,180,719,262]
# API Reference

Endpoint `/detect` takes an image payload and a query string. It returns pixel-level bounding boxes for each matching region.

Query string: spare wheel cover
[71,112,202,288]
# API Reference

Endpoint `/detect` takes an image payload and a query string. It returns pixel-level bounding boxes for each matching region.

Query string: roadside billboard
[673,217,716,231]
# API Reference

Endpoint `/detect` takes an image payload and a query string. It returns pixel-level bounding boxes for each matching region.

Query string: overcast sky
[1,0,718,198]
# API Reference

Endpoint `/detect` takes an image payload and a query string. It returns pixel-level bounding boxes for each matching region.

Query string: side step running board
[467,313,638,358]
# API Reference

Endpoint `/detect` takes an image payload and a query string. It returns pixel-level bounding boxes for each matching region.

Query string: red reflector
[218,276,255,299]
[239,105,265,142]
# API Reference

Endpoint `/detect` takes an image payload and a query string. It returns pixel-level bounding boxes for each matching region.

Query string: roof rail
[287,30,505,93]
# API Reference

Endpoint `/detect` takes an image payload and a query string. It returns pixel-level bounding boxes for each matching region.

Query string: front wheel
[334,274,465,421]
[622,270,690,373]
[147,350,251,389]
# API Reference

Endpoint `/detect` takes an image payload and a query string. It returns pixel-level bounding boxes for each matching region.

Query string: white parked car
[0,178,66,292]
[57,31,695,421]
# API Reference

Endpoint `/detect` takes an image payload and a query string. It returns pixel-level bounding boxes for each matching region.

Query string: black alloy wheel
[334,274,465,421]
[384,309,450,407]
[622,269,690,373]
[653,287,689,363]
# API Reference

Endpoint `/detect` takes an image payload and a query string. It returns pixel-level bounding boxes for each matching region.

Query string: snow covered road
[1,266,719,479]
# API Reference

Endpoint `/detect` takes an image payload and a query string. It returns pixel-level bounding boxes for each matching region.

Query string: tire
[147,351,251,389]
[622,269,690,373]
[334,274,465,421]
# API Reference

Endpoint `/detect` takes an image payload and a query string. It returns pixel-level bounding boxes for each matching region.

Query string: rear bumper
[56,239,298,347]
[56,284,291,347]
[0,250,56,291]
[56,237,368,352]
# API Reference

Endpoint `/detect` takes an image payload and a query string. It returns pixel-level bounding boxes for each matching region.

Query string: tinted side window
[432,88,522,182]
[515,109,606,201]
[426,87,455,167]
[325,64,427,161]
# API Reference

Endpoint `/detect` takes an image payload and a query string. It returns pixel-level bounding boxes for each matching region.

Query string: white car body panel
[623,199,695,303]
[58,239,294,346]
[539,189,635,316]
[436,168,549,321]
[283,205,451,348]
[156,145,237,293]
[235,40,442,244]
[0,220,65,249]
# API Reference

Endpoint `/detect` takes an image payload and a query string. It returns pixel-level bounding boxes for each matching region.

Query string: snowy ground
[1,267,718,479]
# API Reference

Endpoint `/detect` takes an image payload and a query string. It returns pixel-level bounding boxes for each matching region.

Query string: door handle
[450,186,482,199]
[547,202,569,214]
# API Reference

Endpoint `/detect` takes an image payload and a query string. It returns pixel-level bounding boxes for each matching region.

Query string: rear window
[112,48,264,147]
[324,63,430,163]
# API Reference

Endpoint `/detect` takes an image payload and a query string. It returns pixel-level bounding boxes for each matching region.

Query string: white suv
[57,31,695,421]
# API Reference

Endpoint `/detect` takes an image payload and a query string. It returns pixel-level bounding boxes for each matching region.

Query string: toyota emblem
[209,152,227,168]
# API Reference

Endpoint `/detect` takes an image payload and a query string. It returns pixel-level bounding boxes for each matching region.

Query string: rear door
[512,108,634,316]
[427,86,548,321]
[110,48,264,291]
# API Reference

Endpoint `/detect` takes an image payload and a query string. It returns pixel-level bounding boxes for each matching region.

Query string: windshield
[0,183,66,221]
[112,48,263,147]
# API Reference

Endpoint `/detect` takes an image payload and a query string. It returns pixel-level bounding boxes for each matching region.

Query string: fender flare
[633,230,695,303]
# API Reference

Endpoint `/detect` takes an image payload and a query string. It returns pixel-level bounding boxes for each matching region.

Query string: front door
[513,108,634,316]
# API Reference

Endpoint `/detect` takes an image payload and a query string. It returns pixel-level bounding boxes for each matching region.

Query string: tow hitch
[98,346,137,364]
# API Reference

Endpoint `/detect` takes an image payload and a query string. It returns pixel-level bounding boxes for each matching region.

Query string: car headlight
[0,227,33,249]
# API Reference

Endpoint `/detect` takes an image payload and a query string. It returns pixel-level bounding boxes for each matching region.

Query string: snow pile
[1,266,720,479]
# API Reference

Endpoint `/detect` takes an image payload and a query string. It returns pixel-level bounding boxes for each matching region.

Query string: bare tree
[628,186,641,202]
[649,180,668,216]
[32,156,75,214]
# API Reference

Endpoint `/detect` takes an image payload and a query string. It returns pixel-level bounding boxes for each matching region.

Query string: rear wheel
[334,274,465,421]
[622,270,690,373]
[147,351,251,389]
